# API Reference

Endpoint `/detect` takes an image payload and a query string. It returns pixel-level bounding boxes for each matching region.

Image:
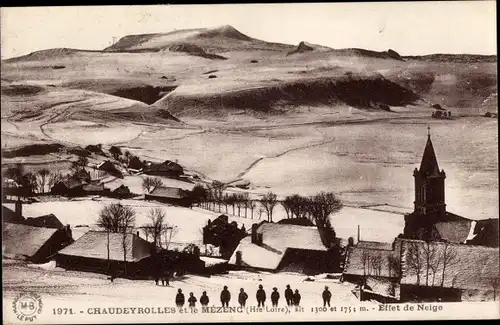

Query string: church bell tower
[412,126,446,221]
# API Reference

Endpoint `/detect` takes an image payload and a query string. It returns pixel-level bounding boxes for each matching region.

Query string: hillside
[103,25,294,53]
[1,25,497,124]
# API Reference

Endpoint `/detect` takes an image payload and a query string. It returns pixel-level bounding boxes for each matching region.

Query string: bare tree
[145,208,166,249]
[240,192,250,218]
[440,242,459,287]
[97,203,136,233]
[21,172,37,196]
[282,196,294,219]
[309,192,343,227]
[235,193,245,217]
[248,200,256,219]
[211,181,225,213]
[489,276,500,301]
[36,168,50,194]
[422,241,439,286]
[259,192,278,222]
[97,203,136,276]
[309,192,342,247]
[142,177,163,194]
[406,242,422,286]
[120,208,136,276]
[371,253,383,276]
[189,184,208,207]
[387,254,400,278]
[162,225,178,250]
[361,250,370,276]
[226,193,237,215]
[47,172,64,191]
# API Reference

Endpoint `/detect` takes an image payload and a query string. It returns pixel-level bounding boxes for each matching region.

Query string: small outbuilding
[145,187,192,207]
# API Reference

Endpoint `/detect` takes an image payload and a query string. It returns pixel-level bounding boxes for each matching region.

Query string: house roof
[228,222,326,270]
[356,241,394,251]
[2,205,25,223]
[3,223,59,259]
[57,231,152,262]
[145,160,183,173]
[25,214,65,229]
[148,187,187,199]
[343,245,400,278]
[57,178,87,190]
[82,183,107,192]
[400,239,499,290]
[468,218,499,247]
[433,220,473,243]
[113,185,130,194]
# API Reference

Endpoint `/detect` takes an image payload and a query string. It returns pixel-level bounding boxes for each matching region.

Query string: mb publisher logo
[12,292,43,322]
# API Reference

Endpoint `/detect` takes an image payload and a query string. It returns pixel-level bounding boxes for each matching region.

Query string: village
[2,128,499,307]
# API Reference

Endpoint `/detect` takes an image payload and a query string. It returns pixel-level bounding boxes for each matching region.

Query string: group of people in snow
[171,284,336,308]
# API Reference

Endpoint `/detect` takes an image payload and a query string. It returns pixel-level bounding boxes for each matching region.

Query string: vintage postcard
[1,2,498,324]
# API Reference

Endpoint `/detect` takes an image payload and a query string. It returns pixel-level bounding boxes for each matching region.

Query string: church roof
[419,133,441,175]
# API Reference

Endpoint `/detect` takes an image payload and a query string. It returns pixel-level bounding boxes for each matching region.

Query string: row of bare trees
[405,241,459,287]
[360,250,400,278]
[191,182,278,221]
[3,164,67,195]
[191,182,343,227]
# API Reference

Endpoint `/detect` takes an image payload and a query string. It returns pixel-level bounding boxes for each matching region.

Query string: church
[403,128,498,247]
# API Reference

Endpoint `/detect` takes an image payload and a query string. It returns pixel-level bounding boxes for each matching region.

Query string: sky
[0,2,497,59]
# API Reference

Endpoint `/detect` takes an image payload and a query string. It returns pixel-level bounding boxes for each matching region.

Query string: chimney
[257,233,263,245]
[15,198,22,219]
[251,224,258,243]
[235,251,242,266]
[136,231,140,237]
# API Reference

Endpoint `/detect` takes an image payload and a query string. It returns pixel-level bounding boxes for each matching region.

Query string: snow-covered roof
[57,231,152,262]
[3,223,59,259]
[400,239,499,290]
[228,222,326,270]
[343,245,399,278]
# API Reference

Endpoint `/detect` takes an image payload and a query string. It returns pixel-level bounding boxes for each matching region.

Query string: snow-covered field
[3,261,360,306]
[5,197,406,244]
[4,198,256,243]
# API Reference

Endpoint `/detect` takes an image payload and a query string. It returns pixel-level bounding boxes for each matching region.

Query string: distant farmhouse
[228,221,339,274]
[144,160,184,178]
[97,160,123,178]
[145,187,192,207]
[342,130,500,302]
[51,178,87,197]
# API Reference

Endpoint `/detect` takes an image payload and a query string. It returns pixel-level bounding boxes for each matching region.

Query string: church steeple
[413,126,446,219]
[419,126,441,176]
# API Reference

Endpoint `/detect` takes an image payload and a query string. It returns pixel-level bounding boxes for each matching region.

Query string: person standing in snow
[175,289,185,308]
[293,289,301,306]
[284,285,294,306]
[322,286,332,307]
[220,286,231,307]
[238,288,248,307]
[271,287,280,307]
[256,284,266,307]
[188,292,197,307]
[200,291,210,306]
